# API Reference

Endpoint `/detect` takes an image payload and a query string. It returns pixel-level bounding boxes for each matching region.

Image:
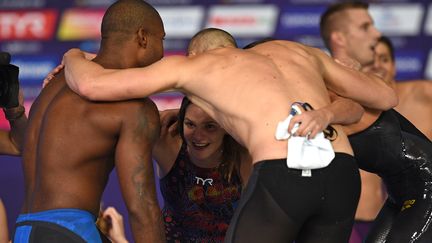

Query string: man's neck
[331,48,350,61]
[94,48,138,69]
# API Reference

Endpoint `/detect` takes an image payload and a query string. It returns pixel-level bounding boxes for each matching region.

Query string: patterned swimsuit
[160,143,242,243]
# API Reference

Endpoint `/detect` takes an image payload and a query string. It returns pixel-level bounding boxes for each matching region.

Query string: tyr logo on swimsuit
[195,176,213,186]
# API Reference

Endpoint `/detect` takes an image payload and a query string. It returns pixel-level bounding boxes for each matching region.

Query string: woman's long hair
[177,96,244,182]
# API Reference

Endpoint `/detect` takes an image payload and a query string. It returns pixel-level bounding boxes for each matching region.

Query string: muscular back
[22,70,160,216]
[180,41,354,162]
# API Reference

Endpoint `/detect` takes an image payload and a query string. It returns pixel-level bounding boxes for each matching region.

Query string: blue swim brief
[13,208,105,243]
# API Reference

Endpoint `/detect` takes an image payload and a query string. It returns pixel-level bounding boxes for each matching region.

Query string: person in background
[0,52,27,156]
[319,3,386,240]
[363,36,432,139]
[321,2,432,242]
[320,3,385,242]
[350,35,432,243]
[154,96,252,242]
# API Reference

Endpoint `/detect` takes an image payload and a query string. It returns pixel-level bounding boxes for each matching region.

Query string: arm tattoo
[132,162,147,198]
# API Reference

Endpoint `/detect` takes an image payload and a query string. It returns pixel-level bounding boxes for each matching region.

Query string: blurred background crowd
[1,0,431,240]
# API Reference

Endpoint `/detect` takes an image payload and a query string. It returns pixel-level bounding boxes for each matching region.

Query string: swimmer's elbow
[384,91,399,110]
[376,91,398,110]
[352,103,365,123]
[362,88,398,111]
[391,94,399,108]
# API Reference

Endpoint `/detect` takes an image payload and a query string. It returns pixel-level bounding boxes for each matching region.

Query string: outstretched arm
[63,48,183,101]
[115,100,165,243]
[312,48,398,110]
[153,109,182,178]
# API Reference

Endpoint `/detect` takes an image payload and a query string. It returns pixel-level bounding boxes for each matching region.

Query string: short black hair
[101,0,161,40]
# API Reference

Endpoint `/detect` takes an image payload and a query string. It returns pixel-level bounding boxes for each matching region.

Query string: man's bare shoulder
[119,97,159,117]
[88,97,158,126]
[397,80,432,100]
[262,40,322,53]
[265,40,328,63]
[159,55,189,65]
[114,98,160,139]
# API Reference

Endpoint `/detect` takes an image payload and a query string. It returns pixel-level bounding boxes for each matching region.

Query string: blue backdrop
[1,0,432,241]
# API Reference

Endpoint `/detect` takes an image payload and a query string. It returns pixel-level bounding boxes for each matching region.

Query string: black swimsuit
[349,109,432,242]
[225,153,360,243]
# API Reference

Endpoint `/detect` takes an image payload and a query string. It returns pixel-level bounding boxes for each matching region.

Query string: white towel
[275,114,335,170]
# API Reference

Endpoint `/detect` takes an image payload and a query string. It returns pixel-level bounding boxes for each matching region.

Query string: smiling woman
[152,97,252,243]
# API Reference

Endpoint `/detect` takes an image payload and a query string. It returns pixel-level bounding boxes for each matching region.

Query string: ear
[330,31,346,48]
[137,27,148,48]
